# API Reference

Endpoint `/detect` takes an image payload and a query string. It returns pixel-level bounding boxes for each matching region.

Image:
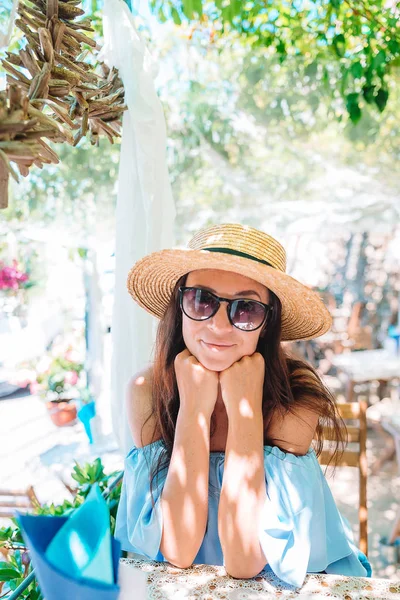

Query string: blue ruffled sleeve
[115,440,167,561]
[259,446,369,588]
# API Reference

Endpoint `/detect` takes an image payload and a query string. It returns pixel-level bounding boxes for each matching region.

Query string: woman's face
[182,269,270,372]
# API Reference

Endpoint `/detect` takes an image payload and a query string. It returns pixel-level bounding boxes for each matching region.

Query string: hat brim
[127,248,332,342]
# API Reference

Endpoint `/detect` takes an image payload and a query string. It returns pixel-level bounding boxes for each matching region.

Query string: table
[120,557,400,599]
[331,349,400,403]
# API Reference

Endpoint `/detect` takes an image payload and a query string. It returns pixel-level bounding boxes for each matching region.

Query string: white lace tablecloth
[120,558,400,599]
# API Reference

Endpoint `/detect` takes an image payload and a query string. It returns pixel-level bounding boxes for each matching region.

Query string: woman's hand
[219,353,265,417]
[174,349,219,420]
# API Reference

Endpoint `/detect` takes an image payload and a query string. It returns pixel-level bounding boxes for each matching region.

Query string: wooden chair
[0,486,39,518]
[318,400,368,556]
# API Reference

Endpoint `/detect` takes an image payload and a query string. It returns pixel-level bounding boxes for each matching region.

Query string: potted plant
[30,351,84,427]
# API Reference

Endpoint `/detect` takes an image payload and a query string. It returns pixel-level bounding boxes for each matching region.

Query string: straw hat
[127,223,332,341]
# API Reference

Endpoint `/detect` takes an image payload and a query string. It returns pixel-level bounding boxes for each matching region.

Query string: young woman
[115,223,371,587]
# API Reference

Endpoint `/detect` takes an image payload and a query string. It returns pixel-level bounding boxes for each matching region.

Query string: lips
[201,340,234,349]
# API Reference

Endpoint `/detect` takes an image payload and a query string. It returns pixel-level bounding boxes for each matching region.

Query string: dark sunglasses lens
[231,300,266,331]
[182,289,218,320]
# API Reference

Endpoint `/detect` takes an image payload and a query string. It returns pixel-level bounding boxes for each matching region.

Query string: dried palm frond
[0,0,127,208]
[0,84,64,208]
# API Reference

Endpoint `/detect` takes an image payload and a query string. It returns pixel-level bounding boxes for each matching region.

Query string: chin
[195,351,236,373]
[201,360,234,372]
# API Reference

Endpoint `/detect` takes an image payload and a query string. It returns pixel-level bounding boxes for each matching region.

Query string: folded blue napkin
[45,484,113,584]
[18,484,121,600]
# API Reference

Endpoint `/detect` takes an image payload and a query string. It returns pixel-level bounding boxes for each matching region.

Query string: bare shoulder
[126,364,160,447]
[266,405,319,456]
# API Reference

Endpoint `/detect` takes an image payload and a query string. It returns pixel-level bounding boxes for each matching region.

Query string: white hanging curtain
[101,0,176,453]
[0,0,19,50]
[84,249,105,441]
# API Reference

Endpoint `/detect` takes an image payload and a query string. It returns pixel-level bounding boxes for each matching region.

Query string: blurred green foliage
[1,0,398,231]
[148,0,400,122]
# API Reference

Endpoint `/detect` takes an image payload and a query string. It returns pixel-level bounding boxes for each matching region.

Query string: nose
[208,301,233,333]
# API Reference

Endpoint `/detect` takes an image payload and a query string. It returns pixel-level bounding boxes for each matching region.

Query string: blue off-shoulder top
[115,440,371,588]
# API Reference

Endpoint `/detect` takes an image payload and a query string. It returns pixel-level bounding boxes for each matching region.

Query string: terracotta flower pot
[46,401,77,427]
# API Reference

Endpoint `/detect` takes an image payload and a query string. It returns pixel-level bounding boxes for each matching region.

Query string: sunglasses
[179,286,272,332]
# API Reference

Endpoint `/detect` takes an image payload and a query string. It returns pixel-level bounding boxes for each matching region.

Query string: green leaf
[9,551,23,570]
[29,586,43,600]
[182,0,194,19]
[227,0,240,21]
[362,84,375,104]
[12,529,24,544]
[171,7,182,25]
[8,576,24,591]
[375,88,389,112]
[94,458,105,480]
[221,3,232,24]
[350,61,363,79]
[388,39,400,55]
[372,50,386,71]
[333,34,345,58]
[72,463,86,483]
[276,39,286,55]
[0,564,22,581]
[193,0,202,17]
[0,527,13,542]
[330,0,341,7]
[346,92,359,104]
[233,0,241,16]
[346,93,361,123]
[157,5,167,22]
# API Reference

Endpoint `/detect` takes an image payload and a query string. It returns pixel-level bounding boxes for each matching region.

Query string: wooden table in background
[121,557,400,599]
[331,349,400,403]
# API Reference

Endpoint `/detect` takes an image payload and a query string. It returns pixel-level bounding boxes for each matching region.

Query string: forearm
[218,407,267,578]
[160,407,210,568]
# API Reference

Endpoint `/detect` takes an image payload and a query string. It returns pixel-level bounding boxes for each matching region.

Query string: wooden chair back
[0,486,38,518]
[318,400,368,556]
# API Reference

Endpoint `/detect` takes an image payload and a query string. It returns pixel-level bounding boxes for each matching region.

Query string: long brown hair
[144,274,346,491]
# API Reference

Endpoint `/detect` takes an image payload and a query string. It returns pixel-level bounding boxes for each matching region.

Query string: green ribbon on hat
[203,247,275,269]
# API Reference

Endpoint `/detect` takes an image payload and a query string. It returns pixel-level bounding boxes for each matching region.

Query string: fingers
[174,348,192,367]
[174,348,203,370]
[218,353,264,379]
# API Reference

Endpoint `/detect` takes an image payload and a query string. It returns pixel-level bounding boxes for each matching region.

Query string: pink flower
[65,348,80,362]
[0,260,29,290]
[64,371,79,386]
